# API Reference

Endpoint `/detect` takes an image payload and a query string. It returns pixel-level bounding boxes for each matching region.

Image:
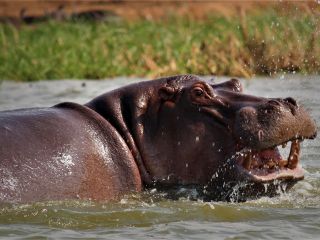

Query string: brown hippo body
[0,103,141,202]
[0,75,317,203]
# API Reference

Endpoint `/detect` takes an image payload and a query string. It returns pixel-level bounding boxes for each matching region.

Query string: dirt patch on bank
[0,1,319,23]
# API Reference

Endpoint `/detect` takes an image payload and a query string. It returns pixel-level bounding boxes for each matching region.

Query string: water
[0,75,319,239]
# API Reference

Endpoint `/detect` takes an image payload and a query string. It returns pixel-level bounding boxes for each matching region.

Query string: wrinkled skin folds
[0,75,317,203]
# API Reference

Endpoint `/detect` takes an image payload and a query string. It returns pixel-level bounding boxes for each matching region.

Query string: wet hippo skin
[0,75,317,203]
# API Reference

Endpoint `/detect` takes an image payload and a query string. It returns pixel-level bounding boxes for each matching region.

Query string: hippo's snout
[234,97,317,150]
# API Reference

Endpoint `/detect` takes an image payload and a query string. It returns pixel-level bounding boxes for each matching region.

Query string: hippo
[0,75,317,203]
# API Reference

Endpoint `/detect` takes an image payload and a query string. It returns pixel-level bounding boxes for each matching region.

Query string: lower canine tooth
[243,153,252,170]
[287,140,300,169]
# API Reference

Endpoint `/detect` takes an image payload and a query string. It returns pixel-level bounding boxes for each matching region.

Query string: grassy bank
[0,8,319,81]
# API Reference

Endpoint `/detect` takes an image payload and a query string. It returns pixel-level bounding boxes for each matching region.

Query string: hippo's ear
[158,86,176,101]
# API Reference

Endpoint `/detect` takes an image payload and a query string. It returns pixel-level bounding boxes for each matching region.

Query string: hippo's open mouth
[236,139,304,183]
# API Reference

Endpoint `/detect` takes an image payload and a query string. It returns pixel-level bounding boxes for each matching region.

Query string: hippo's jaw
[235,139,304,183]
[229,97,317,188]
[205,139,310,202]
[204,127,313,202]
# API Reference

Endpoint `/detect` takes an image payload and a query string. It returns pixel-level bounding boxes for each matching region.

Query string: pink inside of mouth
[259,148,282,161]
[236,140,304,181]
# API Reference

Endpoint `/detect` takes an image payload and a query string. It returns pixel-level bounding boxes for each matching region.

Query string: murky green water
[0,75,319,239]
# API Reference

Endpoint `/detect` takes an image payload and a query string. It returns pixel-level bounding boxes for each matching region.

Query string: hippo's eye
[193,87,204,97]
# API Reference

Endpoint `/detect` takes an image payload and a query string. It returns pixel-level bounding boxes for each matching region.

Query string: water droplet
[150,188,157,194]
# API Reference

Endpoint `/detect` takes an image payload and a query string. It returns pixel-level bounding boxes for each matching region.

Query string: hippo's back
[0,103,141,203]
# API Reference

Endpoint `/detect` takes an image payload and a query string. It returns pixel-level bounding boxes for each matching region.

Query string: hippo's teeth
[239,139,301,172]
[243,152,252,170]
[287,140,300,169]
[279,159,288,168]
[266,160,276,168]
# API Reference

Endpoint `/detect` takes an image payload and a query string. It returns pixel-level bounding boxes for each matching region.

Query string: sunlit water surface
[0,75,319,239]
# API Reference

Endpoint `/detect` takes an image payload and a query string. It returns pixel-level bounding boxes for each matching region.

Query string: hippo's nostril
[284,97,297,107]
[268,99,281,106]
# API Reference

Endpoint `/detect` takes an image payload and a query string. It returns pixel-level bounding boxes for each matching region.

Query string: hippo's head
[87,75,317,201]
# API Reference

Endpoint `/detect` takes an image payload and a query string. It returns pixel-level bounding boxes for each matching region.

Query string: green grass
[0,9,319,81]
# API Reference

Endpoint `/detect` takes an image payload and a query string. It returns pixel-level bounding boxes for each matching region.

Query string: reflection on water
[0,75,319,239]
